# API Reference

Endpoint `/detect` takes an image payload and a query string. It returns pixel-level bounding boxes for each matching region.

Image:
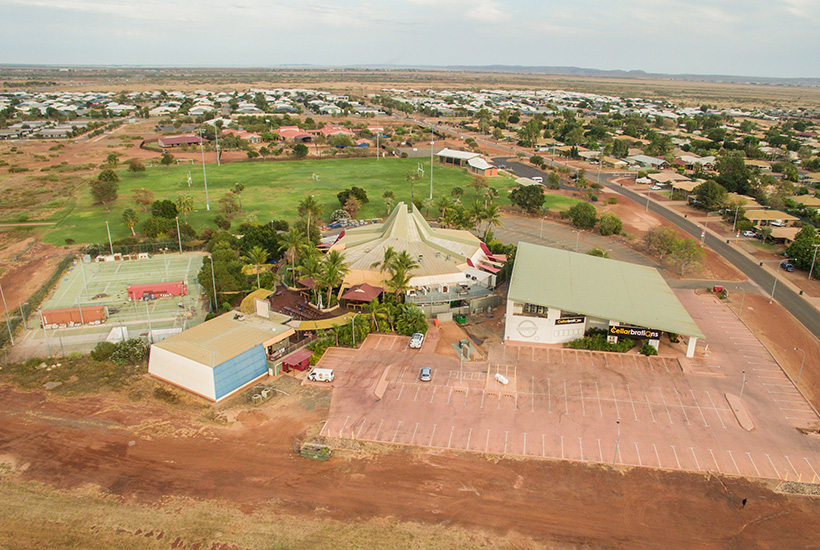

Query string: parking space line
[560,435,565,459]
[466,427,472,450]
[374,418,384,440]
[626,384,638,421]
[634,442,642,466]
[485,429,491,452]
[396,384,404,400]
[804,458,819,480]
[357,418,367,439]
[675,389,690,425]
[595,382,603,417]
[392,421,402,442]
[597,439,603,462]
[653,444,661,467]
[658,387,673,424]
[746,452,761,476]
[762,383,795,388]
[705,391,726,429]
[690,390,708,427]
[578,437,583,460]
[410,422,418,444]
[709,449,721,473]
[543,434,546,457]
[428,424,437,446]
[523,432,527,455]
[399,365,407,381]
[504,430,509,454]
[547,377,551,413]
[765,454,780,478]
[340,416,350,437]
[413,385,420,401]
[446,388,452,405]
[563,379,569,415]
[783,455,797,477]
[671,445,681,469]
[429,386,436,403]
[447,426,455,448]
[690,447,700,470]
[531,377,535,412]
[644,391,657,423]
[579,381,586,416]
[480,391,485,409]
[786,417,818,421]
[610,383,620,419]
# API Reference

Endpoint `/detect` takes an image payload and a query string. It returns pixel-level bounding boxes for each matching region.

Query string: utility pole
[808,243,820,280]
[612,420,621,469]
[0,281,13,345]
[198,129,210,211]
[429,126,434,200]
[175,216,183,254]
[105,220,114,255]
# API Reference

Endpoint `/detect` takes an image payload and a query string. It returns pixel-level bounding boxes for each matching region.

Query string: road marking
[392,421,403,442]
[804,457,819,479]
[374,418,385,440]
[784,456,797,477]
[626,384,638,421]
[709,449,721,473]
[690,447,701,471]
[485,429,490,452]
[705,390,726,429]
[746,452,761,477]
[396,384,404,401]
[653,444,661,467]
[357,418,367,439]
[428,424,437,446]
[690,390,709,427]
[644,391,657,423]
[658,387,673,424]
[674,388,690,425]
[563,379,569,415]
[340,416,350,437]
[595,382,603,417]
[447,426,455,449]
[410,422,419,444]
[504,430,509,454]
[446,388,453,405]
[610,383,620,419]
[670,445,681,469]
[413,385,420,402]
[523,432,527,455]
[542,434,546,457]
[579,381,586,416]
[597,438,603,462]
[560,435,565,459]
[634,442,642,466]
[531,377,535,412]
[765,454,780,478]
[480,391,485,409]
[429,385,437,403]
[547,377,551,413]
[399,364,407,380]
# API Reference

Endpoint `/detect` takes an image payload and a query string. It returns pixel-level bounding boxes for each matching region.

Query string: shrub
[639,343,658,356]
[111,338,149,366]
[153,386,180,404]
[90,341,117,362]
[214,215,231,230]
[567,202,597,229]
[598,212,623,236]
[606,197,618,205]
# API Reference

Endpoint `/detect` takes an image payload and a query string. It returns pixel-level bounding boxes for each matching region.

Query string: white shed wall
[503,300,586,344]
[148,346,216,400]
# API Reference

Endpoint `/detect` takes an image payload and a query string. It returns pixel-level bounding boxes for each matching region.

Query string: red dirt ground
[0,237,71,312]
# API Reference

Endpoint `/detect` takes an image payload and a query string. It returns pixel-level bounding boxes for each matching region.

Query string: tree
[693,180,728,211]
[383,190,396,214]
[363,298,389,332]
[337,186,369,208]
[468,201,485,233]
[547,172,561,189]
[106,153,120,168]
[716,152,752,194]
[160,152,175,168]
[471,175,488,198]
[643,226,679,261]
[598,212,622,236]
[509,185,545,214]
[450,186,464,204]
[152,199,178,219]
[292,143,309,159]
[384,250,419,299]
[343,197,361,216]
[567,202,597,229]
[483,186,499,207]
[218,192,240,218]
[91,171,119,210]
[121,208,139,236]
[319,250,349,308]
[671,237,705,275]
[246,150,259,159]
[404,170,420,202]
[786,226,820,275]
[530,155,545,168]
[176,194,194,223]
[298,195,322,227]
[132,188,154,212]
[233,182,245,211]
[127,159,145,176]
[612,139,628,159]
[279,228,308,286]
[482,203,503,238]
[241,245,269,289]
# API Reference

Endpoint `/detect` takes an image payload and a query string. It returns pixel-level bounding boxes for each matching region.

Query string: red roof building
[157,135,207,148]
[340,283,383,303]
[42,306,107,326]
[127,281,188,301]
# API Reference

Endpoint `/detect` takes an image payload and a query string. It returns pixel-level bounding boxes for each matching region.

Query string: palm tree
[382,191,396,215]
[298,195,322,232]
[241,245,269,289]
[279,228,308,286]
[471,175,488,198]
[385,250,418,300]
[121,208,139,236]
[320,250,350,308]
[482,203,503,237]
[297,247,323,304]
[483,186,499,208]
[363,298,389,332]
[435,196,453,218]
[370,245,397,274]
[176,194,194,223]
[469,201,485,233]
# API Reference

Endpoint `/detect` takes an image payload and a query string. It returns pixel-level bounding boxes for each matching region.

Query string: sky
[1,0,818,78]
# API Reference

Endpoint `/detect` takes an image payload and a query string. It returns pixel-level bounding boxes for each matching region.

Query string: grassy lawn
[543,193,582,212]
[42,158,519,245]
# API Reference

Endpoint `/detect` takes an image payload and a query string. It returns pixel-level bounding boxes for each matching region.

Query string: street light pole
[731,204,740,234]
[429,126,434,200]
[105,220,114,255]
[175,216,183,254]
[162,248,168,281]
[808,243,820,280]
[198,129,210,211]
[736,286,746,318]
[18,302,27,330]
[770,259,794,304]
[574,230,582,253]
[612,420,620,469]
[0,281,13,346]
[736,370,747,411]
[794,347,806,384]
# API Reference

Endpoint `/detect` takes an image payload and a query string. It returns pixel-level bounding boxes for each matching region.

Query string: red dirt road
[2,379,820,548]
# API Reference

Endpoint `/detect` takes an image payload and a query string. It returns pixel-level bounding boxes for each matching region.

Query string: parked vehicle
[307,368,334,382]
[650,185,662,190]
[419,367,432,382]
[780,261,795,272]
[742,230,756,238]
[409,332,424,349]
[531,176,543,183]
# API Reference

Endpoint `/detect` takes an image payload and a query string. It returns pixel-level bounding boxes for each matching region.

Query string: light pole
[175,216,183,254]
[702,211,720,248]
[162,248,168,281]
[645,188,651,211]
[39,310,51,360]
[735,286,746,318]
[794,347,806,384]
[612,420,621,469]
[731,204,741,234]
[105,220,114,255]
[0,281,13,346]
[736,370,747,411]
[808,243,820,280]
[429,126,434,200]
[209,255,217,313]
[573,229,583,253]
[770,258,794,304]
[18,301,28,330]
[198,129,210,211]
[351,314,357,347]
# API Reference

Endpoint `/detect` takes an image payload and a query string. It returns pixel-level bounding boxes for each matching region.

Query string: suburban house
[627,154,668,170]
[157,134,208,148]
[436,148,498,176]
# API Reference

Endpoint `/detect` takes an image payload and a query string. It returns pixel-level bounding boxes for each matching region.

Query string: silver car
[409,332,424,349]
[419,367,432,382]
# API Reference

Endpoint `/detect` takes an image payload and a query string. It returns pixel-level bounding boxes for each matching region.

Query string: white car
[742,230,756,238]
[650,185,662,190]
[409,332,424,349]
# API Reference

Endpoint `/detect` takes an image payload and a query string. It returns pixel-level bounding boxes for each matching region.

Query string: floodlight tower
[198,129,210,211]
[429,125,434,199]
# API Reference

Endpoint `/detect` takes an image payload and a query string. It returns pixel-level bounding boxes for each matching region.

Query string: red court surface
[318,293,820,483]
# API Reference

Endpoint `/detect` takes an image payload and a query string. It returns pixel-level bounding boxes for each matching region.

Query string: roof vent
[418,254,423,262]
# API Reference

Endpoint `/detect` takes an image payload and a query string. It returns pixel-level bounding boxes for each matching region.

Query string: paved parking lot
[318,292,820,482]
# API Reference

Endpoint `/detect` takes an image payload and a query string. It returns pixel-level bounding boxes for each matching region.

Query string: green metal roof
[507,242,705,338]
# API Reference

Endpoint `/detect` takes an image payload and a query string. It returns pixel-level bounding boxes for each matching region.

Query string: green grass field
[42,158,521,245]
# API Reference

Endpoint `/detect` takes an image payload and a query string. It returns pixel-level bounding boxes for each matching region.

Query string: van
[531,176,543,184]
[307,368,334,382]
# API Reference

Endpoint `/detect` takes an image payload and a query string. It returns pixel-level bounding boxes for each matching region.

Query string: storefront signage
[608,325,660,340]
[555,317,585,325]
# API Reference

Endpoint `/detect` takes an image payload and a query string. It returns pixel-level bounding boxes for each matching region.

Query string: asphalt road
[599,176,820,340]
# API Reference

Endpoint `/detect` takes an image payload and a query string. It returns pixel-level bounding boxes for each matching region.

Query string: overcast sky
[1,0,818,78]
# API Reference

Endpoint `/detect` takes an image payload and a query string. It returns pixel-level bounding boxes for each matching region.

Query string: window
[522,303,550,318]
